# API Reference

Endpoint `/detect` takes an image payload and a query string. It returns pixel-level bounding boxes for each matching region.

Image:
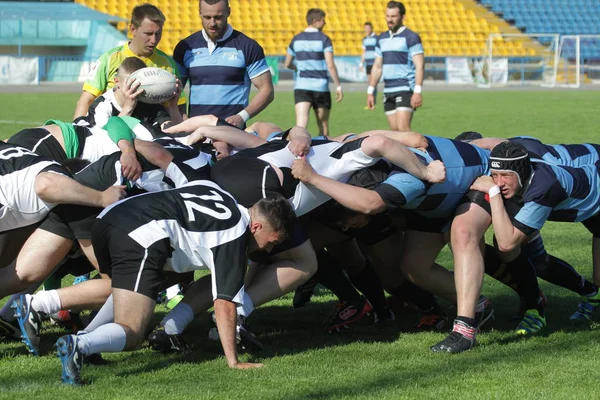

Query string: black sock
[483,244,519,292]
[456,316,476,327]
[522,235,597,296]
[390,281,440,312]
[314,250,362,303]
[503,250,543,314]
[348,259,388,313]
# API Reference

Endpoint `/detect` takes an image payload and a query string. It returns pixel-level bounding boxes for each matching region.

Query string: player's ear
[250,220,262,234]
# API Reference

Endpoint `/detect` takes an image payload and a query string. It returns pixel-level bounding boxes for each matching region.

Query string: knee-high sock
[483,244,519,292]
[77,323,126,355]
[162,301,195,335]
[523,235,597,296]
[503,250,543,313]
[313,250,362,303]
[348,259,388,313]
[81,295,113,334]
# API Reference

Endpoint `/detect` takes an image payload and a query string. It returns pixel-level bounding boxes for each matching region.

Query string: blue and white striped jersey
[173,25,269,118]
[375,27,423,93]
[288,28,333,92]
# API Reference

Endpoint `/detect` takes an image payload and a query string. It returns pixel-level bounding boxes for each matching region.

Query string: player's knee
[451,222,482,251]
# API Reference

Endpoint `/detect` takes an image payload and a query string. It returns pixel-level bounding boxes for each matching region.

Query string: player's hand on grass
[366,94,376,110]
[291,158,317,183]
[288,139,310,158]
[426,160,446,184]
[411,93,423,109]
[101,185,127,207]
[470,175,496,193]
[120,152,142,181]
[231,362,264,369]
[225,114,245,129]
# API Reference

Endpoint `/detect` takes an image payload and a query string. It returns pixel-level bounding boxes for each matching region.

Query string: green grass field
[1,90,600,399]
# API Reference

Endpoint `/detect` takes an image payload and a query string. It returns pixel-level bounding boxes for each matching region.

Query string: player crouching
[55,181,295,385]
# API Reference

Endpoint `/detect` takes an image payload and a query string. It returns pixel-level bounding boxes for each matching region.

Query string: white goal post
[555,35,600,88]
[476,33,560,87]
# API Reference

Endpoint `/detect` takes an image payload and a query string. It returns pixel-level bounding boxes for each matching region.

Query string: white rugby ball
[128,67,177,104]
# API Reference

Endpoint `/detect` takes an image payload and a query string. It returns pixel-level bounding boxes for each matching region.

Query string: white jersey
[261,138,376,216]
[0,142,68,232]
[213,137,377,216]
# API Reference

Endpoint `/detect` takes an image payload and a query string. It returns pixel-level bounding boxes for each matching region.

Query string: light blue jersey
[288,28,333,92]
[375,27,423,93]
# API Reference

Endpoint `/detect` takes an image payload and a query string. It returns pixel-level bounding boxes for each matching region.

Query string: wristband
[367,86,375,95]
[336,86,343,92]
[414,85,422,94]
[488,185,501,198]
[359,62,364,67]
[237,109,250,123]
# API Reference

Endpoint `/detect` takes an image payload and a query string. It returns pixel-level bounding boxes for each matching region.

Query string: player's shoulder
[232,29,263,48]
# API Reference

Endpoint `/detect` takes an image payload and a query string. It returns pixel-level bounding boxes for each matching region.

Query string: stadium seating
[481,0,600,60]
[75,0,545,57]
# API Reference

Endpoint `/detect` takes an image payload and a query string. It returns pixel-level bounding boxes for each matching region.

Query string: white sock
[80,295,113,334]
[76,323,126,355]
[31,290,62,315]
[236,292,255,318]
[161,302,194,335]
[165,284,181,300]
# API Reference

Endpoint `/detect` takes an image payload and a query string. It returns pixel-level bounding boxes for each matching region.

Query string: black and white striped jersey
[0,141,68,232]
[82,89,170,139]
[75,137,211,192]
[97,180,249,301]
[212,137,378,216]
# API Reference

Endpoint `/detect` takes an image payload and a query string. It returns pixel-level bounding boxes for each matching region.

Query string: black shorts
[383,91,414,113]
[92,218,170,299]
[366,65,373,76]
[8,128,68,162]
[403,211,451,233]
[294,89,332,110]
[38,204,101,241]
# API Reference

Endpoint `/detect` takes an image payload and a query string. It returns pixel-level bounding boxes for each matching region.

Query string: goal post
[475,33,560,87]
[555,35,600,88]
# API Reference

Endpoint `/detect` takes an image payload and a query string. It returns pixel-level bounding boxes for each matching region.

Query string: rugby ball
[128,67,177,104]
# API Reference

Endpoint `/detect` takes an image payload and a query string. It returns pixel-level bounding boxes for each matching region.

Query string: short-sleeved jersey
[83,42,186,106]
[374,136,490,219]
[97,180,249,301]
[212,136,379,216]
[287,29,333,92]
[362,33,378,67]
[0,142,68,232]
[173,25,269,118]
[84,89,171,137]
[375,27,424,93]
[513,162,600,235]
[509,136,600,168]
